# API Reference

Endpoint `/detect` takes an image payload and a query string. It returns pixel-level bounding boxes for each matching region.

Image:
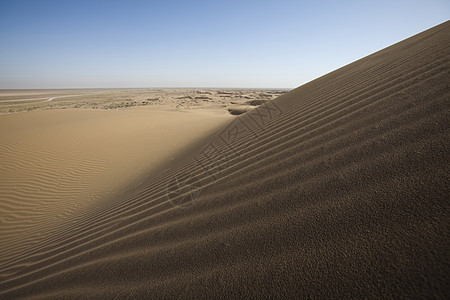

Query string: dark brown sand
[1,21,449,298]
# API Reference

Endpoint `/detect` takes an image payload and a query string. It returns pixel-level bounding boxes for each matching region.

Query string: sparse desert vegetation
[0,89,288,115]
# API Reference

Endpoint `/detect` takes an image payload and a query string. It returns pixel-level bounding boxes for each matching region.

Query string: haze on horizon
[0,0,448,89]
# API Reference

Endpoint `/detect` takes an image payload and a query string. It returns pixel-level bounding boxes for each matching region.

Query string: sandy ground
[0,88,284,253]
[0,21,449,298]
[0,108,232,270]
[0,88,288,115]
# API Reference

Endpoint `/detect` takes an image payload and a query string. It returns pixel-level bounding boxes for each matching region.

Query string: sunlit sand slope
[0,109,231,284]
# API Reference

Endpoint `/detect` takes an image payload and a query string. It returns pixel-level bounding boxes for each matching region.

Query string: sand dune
[0,109,232,277]
[0,21,449,298]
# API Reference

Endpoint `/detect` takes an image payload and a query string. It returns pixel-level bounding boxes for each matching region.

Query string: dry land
[0,21,448,298]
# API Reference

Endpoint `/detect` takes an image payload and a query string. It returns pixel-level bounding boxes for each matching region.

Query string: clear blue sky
[0,0,448,89]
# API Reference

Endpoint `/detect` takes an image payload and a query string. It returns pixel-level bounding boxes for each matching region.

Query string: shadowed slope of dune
[1,21,449,298]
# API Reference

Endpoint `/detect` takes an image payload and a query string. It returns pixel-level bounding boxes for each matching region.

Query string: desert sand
[0,21,449,298]
[0,108,233,251]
